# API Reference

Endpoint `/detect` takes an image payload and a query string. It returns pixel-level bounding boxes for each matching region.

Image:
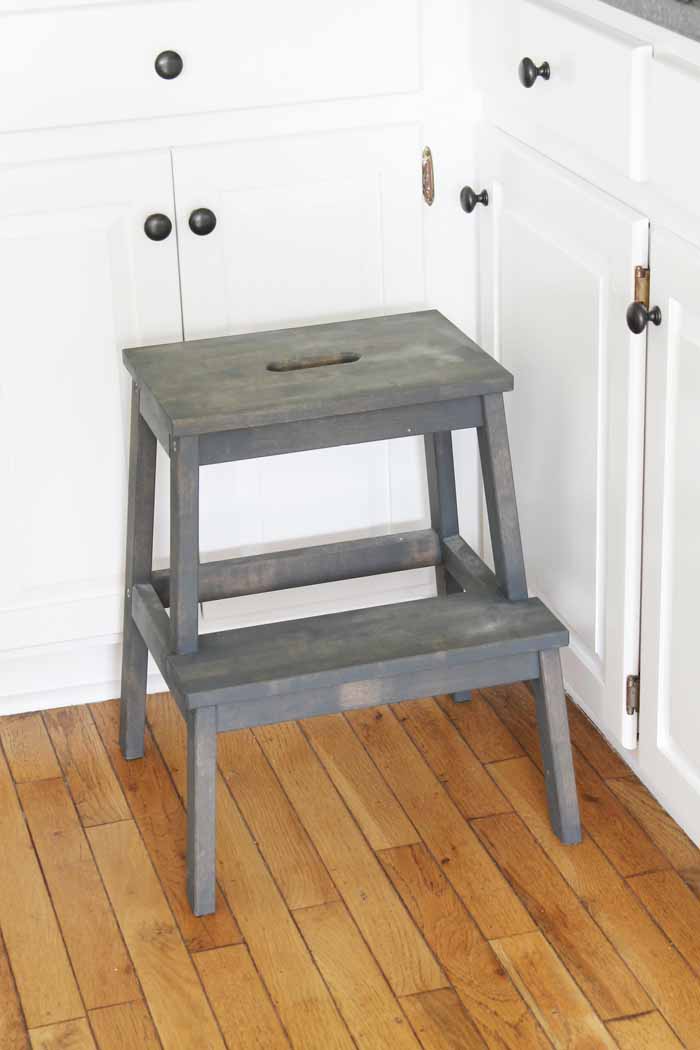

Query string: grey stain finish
[120,309,581,915]
[122,310,513,436]
[599,0,700,42]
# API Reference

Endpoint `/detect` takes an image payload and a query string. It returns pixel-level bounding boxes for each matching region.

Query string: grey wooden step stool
[120,309,581,916]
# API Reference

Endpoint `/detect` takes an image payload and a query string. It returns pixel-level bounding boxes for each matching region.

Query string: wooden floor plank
[255,719,446,998]
[0,747,83,1028]
[301,712,419,850]
[91,699,241,953]
[483,684,669,877]
[347,706,535,939]
[435,693,525,764]
[0,714,61,783]
[295,901,424,1050]
[608,776,700,896]
[149,697,357,1050]
[18,778,139,1010]
[378,842,550,1050]
[607,1011,685,1049]
[399,988,486,1050]
[88,1003,161,1050]
[395,699,511,818]
[629,868,700,978]
[217,727,339,910]
[193,945,291,1050]
[29,1019,96,1050]
[564,698,630,779]
[489,756,700,1049]
[0,931,29,1050]
[87,820,226,1050]
[472,811,650,1019]
[44,706,130,827]
[491,931,617,1050]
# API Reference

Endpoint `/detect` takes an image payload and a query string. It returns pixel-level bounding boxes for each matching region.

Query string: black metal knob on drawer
[459,186,489,214]
[155,50,183,80]
[188,208,217,235]
[626,301,662,334]
[143,213,172,241]
[519,56,550,88]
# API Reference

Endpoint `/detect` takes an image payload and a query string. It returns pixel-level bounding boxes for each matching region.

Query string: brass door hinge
[634,266,650,309]
[422,146,435,206]
[626,674,640,716]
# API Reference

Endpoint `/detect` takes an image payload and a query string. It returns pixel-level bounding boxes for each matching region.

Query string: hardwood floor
[1,685,699,1049]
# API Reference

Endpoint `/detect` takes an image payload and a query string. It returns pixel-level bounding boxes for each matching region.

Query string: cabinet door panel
[173,127,426,622]
[639,229,700,845]
[479,129,648,746]
[0,152,181,655]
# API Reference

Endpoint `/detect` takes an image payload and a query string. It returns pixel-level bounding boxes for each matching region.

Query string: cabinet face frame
[476,127,648,749]
[639,227,700,844]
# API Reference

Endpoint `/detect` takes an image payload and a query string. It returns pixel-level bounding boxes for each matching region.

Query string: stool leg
[187,706,217,915]
[424,432,470,702]
[170,436,199,655]
[477,393,528,601]
[120,383,157,760]
[532,649,582,844]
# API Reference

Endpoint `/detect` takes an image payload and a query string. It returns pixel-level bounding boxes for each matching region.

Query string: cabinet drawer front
[650,56,700,215]
[0,0,419,133]
[494,0,650,179]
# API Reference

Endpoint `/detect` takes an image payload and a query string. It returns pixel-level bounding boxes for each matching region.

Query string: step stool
[120,310,582,916]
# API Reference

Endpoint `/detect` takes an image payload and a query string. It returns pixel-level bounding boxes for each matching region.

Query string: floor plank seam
[212,737,355,1050]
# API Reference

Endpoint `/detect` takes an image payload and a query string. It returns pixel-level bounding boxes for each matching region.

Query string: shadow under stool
[120,309,582,916]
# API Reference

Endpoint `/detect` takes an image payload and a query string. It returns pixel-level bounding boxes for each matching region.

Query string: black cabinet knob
[519,57,550,88]
[144,213,172,241]
[626,301,662,334]
[155,50,183,80]
[460,186,489,214]
[188,208,217,236]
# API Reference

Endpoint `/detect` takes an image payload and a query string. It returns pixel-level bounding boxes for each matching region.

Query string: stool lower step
[132,584,568,717]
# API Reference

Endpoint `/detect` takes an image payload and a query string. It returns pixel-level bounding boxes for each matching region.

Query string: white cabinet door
[638,229,700,844]
[172,127,428,626]
[478,128,648,747]
[0,152,181,683]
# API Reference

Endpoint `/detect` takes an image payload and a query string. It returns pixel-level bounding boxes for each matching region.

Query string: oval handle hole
[267,352,361,373]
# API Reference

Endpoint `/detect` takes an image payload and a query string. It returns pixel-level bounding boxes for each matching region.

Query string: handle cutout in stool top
[267,351,361,372]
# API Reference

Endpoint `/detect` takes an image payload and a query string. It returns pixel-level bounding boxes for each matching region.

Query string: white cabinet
[638,229,700,842]
[478,129,648,746]
[0,151,181,680]
[0,0,420,133]
[170,126,429,626]
[474,0,651,179]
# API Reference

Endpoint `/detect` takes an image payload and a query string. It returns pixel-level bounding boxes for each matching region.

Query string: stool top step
[123,310,513,437]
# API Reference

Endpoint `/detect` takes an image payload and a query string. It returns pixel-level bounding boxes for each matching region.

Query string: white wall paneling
[478,128,648,748]
[638,229,700,844]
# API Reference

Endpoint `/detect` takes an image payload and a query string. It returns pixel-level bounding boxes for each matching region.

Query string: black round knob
[460,186,489,214]
[143,213,172,241]
[155,50,183,80]
[188,208,217,236]
[519,57,551,88]
[626,301,662,334]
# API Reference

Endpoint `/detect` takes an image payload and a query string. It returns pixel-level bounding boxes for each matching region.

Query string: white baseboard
[0,569,435,716]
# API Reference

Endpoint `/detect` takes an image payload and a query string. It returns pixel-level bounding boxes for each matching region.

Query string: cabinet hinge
[634,266,650,309]
[422,146,435,206]
[626,674,640,717]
